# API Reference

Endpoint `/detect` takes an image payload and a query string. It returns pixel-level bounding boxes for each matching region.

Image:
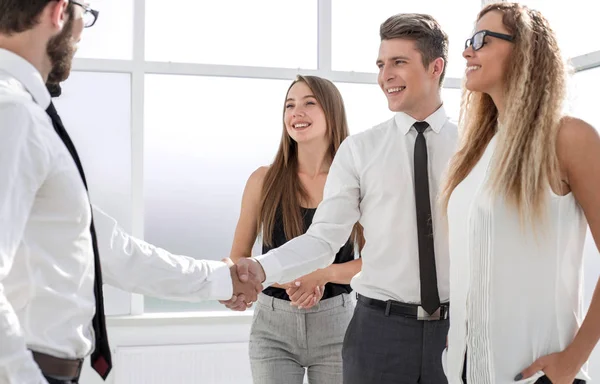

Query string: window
[143,75,290,312]
[331,0,482,78]
[75,0,134,60]
[517,1,600,59]
[61,0,599,316]
[335,82,393,134]
[54,72,132,239]
[145,0,318,68]
[441,88,462,121]
[53,71,133,315]
[142,76,462,312]
[570,66,600,130]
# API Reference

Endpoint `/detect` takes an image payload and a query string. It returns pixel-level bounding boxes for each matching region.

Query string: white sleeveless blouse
[445,135,590,383]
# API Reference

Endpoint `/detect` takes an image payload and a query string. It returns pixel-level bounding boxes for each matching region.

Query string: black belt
[357,294,449,321]
[31,351,83,380]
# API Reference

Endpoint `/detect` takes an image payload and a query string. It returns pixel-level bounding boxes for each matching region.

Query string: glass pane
[441,88,461,121]
[75,0,133,60]
[145,0,318,69]
[53,71,132,315]
[517,1,600,59]
[331,0,482,78]
[144,75,291,312]
[570,67,600,130]
[335,82,394,134]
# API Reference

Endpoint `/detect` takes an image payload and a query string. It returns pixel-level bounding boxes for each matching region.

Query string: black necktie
[45,102,113,380]
[413,121,440,315]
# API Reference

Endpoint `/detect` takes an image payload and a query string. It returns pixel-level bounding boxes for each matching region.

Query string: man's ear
[47,0,70,30]
[430,57,445,80]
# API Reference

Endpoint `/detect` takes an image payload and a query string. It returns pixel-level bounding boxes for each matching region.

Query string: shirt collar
[0,48,51,109]
[394,104,449,135]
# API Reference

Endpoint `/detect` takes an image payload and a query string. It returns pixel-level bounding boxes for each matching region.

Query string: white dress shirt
[256,105,458,304]
[0,49,233,384]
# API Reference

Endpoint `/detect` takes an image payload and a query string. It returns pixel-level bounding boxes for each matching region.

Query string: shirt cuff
[254,253,283,287]
[205,260,233,300]
[2,350,48,384]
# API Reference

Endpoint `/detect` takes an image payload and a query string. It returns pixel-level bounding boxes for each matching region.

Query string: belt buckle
[417,306,441,321]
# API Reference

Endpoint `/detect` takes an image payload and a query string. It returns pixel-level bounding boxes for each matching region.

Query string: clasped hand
[220,258,265,311]
[220,259,326,311]
[285,270,326,310]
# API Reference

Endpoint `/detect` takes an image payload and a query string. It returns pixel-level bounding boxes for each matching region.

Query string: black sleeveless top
[262,207,355,301]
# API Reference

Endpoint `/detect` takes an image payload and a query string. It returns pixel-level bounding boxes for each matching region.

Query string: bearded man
[0,2,262,383]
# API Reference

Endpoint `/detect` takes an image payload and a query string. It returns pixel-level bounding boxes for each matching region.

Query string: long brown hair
[440,3,565,225]
[258,75,364,250]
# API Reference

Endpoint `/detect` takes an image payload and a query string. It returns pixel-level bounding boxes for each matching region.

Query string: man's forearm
[93,205,233,301]
[255,234,339,286]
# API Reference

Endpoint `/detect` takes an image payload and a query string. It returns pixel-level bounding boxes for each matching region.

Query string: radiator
[114,342,253,384]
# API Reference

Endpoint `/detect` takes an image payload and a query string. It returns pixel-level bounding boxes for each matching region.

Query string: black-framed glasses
[71,0,99,28]
[465,30,514,51]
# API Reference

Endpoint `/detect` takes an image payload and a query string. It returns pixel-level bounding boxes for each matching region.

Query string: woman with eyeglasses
[441,2,600,383]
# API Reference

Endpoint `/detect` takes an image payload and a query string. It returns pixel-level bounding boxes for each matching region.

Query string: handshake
[221,258,266,310]
[220,257,326,311]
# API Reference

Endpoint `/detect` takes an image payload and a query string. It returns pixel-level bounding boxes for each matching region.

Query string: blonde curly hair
[441,2,566,225]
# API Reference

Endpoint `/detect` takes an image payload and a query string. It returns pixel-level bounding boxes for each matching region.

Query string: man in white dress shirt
[0,1,260,383]
[235,13,459,383]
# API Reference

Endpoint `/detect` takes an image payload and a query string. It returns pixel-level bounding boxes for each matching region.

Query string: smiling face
[377,38,443,116]
[283,81,328,145]
[463,10,514,95]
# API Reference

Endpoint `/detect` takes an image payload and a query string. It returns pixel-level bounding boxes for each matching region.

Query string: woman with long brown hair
[442,3,600,383]
[222,75,363,384]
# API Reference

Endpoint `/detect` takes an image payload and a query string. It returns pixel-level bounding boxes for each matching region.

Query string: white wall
[79,314,254,384]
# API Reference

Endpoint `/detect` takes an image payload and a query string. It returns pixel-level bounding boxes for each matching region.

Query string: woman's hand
[516,348,583,383]
[286,270,328,309]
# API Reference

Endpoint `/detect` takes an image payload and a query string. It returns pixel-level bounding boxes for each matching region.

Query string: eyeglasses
[70,0,99,28]
[465,30,514,51]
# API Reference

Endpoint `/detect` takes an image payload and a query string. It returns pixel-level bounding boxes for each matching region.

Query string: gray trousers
[250,292,355,384]
[342,297,449,384]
